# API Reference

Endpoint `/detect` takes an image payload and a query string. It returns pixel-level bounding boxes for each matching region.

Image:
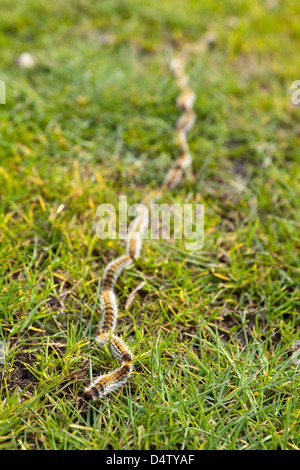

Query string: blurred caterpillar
[83,36,214,402]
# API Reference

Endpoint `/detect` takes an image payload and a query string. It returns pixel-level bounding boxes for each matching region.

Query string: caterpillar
[83,206,147,401]
[163,54,197,190]
[96,332,132,363]
[83,37,210,402]
[83,363,133,401]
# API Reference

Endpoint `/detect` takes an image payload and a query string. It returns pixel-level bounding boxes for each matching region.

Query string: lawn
[0,0,299,450]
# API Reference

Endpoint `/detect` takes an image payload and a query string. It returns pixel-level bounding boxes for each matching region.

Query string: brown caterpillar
[101,255,133,292]
[163,55,197,190]
[99,289,118,333]
[84,208,147,401]
[83,362,133,401]
[126,232,142,259]
[96,332,132,363]
[83,37,207,402]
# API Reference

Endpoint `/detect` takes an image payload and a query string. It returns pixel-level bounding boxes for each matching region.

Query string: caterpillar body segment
[176,74,189,89]
[137,205,149,237]
[169,57,184,77]
[176,130,189,154]
[175,109,196,134]
[176,88,196,111]
[96,332,133,363]
[84,40,201,403]
[163,50,197,190]
[101,255,133,292]
[164,167,183,190]
[126,204,148,259]
[128,205,149,237]
[99,289,118,333]
[126,231,142,260]
[178,152,192,169]
[83,362,133,402]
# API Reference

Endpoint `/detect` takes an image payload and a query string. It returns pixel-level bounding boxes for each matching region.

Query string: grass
[0,0,299,450]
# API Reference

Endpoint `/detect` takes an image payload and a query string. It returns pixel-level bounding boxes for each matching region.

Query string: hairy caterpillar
[163,54,197,190]
[99,289,118,333]
[126,232,142,259]
[83,37,209,402]
[83,363,133,401]
[101,255,133,292]
[84,207,147,401]
[96,332,132,363]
